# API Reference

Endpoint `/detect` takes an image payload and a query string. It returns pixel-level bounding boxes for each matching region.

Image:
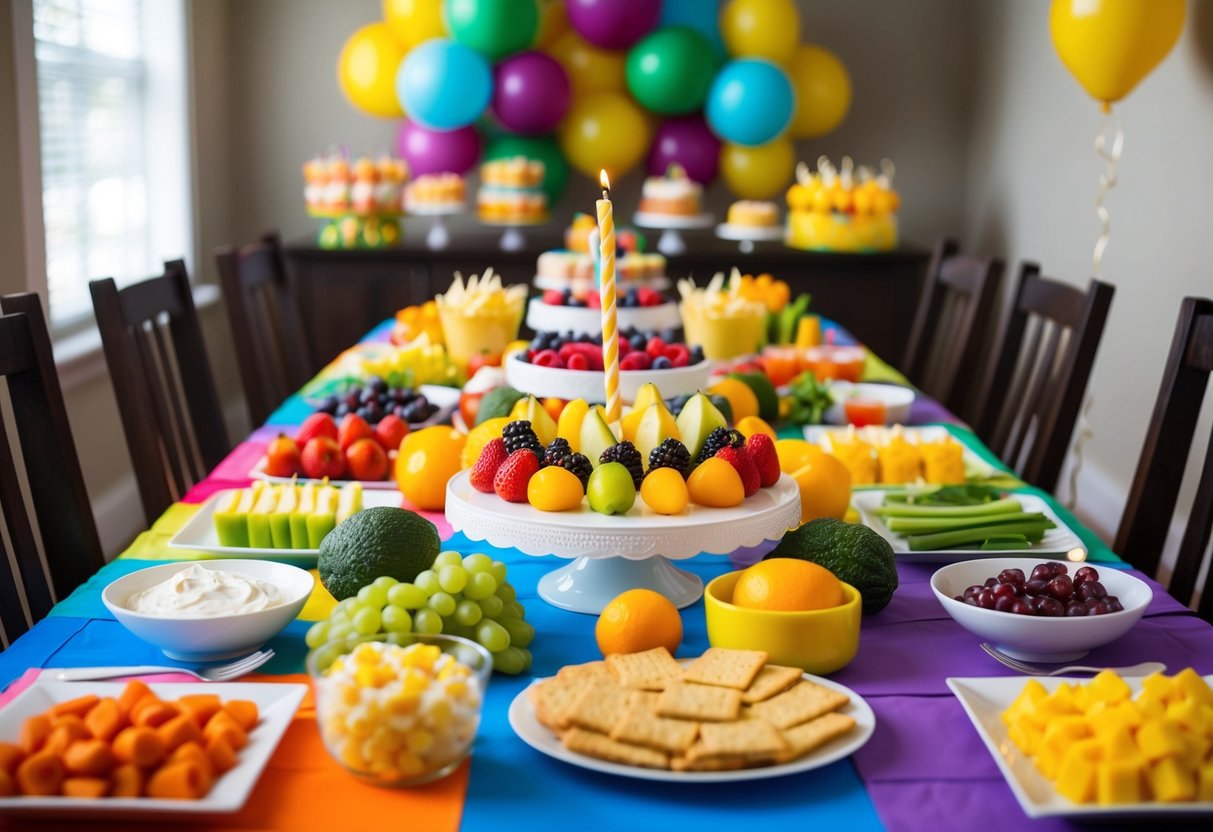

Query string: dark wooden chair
[90,262,230,525]
[215,231,315,425]
[902,238,1003,418]
[973,263,1114,493]
[1114,297,1213,619]
[0,293,105,643]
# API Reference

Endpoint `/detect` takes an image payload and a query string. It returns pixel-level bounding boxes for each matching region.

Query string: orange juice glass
[804,345,866,382]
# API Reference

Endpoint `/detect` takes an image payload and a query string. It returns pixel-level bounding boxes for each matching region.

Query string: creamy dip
[125,565,284,616]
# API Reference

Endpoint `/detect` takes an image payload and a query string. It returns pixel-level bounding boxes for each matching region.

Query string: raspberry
[645,337,667,359]
[567,353,589,371]
[620,352,651,371]
[542,289,565,305]
[665,344,690,368]
[533,349,564,368]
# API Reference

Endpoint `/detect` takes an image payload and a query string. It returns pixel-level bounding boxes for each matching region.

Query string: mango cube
[1044,716,1092,755]
[1182,733,1211,770]
[1098,724,1139,761]
[1142,672,1176,704]
[1199,763,1213,802]
[1166,699,1204,735]
[1096,758,1146,805]
[1174,668,1213,707]
[1089,670,1132,706]
[1149,756,1196,802]
[1138,719,1186,762]
[1056,751,1098,804]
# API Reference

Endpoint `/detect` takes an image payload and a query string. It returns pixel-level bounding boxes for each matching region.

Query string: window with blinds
[31,0,190,331]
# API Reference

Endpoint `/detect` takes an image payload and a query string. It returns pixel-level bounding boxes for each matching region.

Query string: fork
[980,643,1165,677]
[42,649,275,682]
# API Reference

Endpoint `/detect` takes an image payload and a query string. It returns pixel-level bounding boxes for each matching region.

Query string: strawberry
[345,437,389,480]
[493,448,540,502]
[542,289,565,305]
[636,287,663,307]
[586,292,601,309]
[300,436,345,480]
[296,412,337,445]
[715,446,760,497]
[338,413,374,452]
[264,434,301,477]
[471,438,509,492]
[745,433,781,488]
[374,413,409,451]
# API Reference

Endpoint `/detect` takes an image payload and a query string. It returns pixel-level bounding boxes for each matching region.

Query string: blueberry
[652,356,672,370]
[568,299,585,308]
[690,345,705,364]
[661,327,679,343]
[630,334,647,350]
[334,403,349,418]
[368,376,387,393]
[356,406,371,420]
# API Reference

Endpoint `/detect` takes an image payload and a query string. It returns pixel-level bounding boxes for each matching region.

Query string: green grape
[490,646,527,675]
[495,582,517,603]
[437,565,468,594]
[372,575,399,592]
[414,608,443,635]
[381,605,412,633]
[387,582,428,609]
[415,570,441,596]
[333,598,360,616]
[462,553,493,574]
[499,617,534,648]
[454,600,483,627]
[434,550,464,568]
[443,621,473,640]
[489,561,508,584]
[518,646,533,672]
[357,584,388,609]
[304,620,330,649]
[328,622,355,643]
[477,594,504,619]
[428,591,457,617]
[311,643,343,673]
[476,619,510,653]
[353,607,382,635]
[463,572,497,600]
[495,599,524,620]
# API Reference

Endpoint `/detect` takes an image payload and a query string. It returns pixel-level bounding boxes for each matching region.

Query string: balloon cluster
[337,0,852,201]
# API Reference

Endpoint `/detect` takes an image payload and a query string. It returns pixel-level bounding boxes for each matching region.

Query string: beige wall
[964,0,1213,554]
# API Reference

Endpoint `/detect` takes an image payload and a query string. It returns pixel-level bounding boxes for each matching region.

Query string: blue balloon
[705,59,795,147]
[660,0,725,55]
[396,39,492,130]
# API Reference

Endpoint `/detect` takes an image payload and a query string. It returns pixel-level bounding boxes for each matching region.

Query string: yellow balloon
[787,45,851,139]
[1049,0,1185,108]
[558,92,652,179]
[720,0,800,63]
[548,30,626,95]
[720,137,796,199]
[383,0,445,49]
[533,0,570,51]
[338,22,406,118]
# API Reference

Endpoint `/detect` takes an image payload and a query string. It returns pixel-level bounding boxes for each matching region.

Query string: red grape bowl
[930,558,1151,663]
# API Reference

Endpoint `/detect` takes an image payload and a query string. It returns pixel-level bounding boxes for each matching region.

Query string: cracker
[562,727,669,770]
[670,754,748,772]
[609,702,700,754]
[565,682,632,734]
[557,660,613,684]
[776,712,857,762]
[627,690,661,712]
[606,647,684,691]
[655,682,743,722]
[741,665,803,704]
[680,648,768,690]
[747,681,849,730]
[693,718,787,760]
[531,677,588,731]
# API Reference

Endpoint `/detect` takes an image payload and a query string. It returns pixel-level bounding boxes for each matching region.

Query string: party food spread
[477,156,547,224]
[638,164,703,217]
[124,565,285,617]
[786,156,898,252]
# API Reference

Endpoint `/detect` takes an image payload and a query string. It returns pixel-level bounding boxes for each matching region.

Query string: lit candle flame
[600,170,610,198]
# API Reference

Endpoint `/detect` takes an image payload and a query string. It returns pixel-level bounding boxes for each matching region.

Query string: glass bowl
[307,632,492,787]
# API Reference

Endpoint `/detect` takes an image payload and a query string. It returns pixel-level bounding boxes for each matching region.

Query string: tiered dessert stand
[633,212,715,256]
[715,222,785,254]
[406,200,466,250]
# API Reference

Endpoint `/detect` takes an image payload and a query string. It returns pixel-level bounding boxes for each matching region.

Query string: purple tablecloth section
[907,395,957,426]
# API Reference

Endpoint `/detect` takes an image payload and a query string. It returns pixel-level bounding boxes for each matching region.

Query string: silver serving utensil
[42,649,275,682]
[980,643,1164,677]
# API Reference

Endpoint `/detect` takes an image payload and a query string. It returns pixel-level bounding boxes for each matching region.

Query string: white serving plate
[803,424,998,483]
[852,490,1084,562]
[525,297,682,336]
[948,674,1213,819]
[509,669,874,783]
[250,455,399,490]
[715,222,785,242]
[822,381,915,425]
[504,353,710,405]
[167,488,404,561]
[0,681,306,820]
[298,384,459,429]
[633,211,715,230]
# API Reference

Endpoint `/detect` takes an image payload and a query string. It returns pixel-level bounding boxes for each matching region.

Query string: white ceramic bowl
[525,297,682,335]
[823,381,915,425]
[504,353,711,404]
[103,560,314,661]
[930,558,1151,662]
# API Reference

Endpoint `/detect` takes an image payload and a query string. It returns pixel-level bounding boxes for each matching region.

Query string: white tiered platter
[505,353,710,405]
[525,297,682,335]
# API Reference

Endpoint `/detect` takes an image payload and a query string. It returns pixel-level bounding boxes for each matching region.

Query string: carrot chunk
[170,741,214,779]
[146,760,211,800]
[15,751,64,796]
[0,769,14,797]
[157,714,204,752]
[0,742,24,776]
[178,694,223,728]
[222,700,259,732]
[63,739,116,777]
[203,710,248,751]
[112,726,166,768]
[117,680,155,716]
[84,697,127,742]
[62,776,109,798]
[43,720,90,757]
[49,695,99,720]
[205,734,237,775]
[133,701,180,729]
[18,714,52,754]
[110,763,143,798]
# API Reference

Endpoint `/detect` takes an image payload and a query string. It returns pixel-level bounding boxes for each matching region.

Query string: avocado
[318,506,440,600]
[474,386,526,425]
[729,372,779,422]
[764,518,898,614]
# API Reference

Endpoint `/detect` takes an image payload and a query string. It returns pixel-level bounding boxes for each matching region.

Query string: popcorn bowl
[308,633,492,788]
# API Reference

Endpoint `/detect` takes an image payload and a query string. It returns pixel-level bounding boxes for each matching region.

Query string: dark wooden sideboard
[282,223,929,367]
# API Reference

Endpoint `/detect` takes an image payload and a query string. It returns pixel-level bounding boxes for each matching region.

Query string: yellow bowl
[704,571,862,675]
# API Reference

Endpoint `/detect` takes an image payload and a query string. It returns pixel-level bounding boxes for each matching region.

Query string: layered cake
[786,156,899,252]
[405,172,465,212]
[477,156,548,224]
[638,164,703,217]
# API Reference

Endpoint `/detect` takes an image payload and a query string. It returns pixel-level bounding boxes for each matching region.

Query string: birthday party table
[2,319,1211,832]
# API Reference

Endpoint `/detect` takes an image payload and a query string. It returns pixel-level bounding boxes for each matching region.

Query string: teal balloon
[444,0,539,61]
[484,134,568,203]
[625,27,719,115]
[706,59,794,146]
[660,0,725,55]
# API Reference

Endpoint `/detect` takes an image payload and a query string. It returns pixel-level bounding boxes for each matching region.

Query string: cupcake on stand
[716,199,784,253]
[633,164,714,255]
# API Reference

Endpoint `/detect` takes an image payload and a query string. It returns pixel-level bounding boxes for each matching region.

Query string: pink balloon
[647,115,721,184]
[492,52,570,135]
[395,120,482,175]
[566,0,662,50]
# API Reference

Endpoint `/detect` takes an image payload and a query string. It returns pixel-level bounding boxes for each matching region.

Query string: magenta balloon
[647,115,721,184]
[395,120,482,175]
[566,0,662,50]
[491,52,571,135]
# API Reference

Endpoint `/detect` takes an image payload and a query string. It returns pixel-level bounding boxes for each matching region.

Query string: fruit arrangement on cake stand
[405,173,466,250]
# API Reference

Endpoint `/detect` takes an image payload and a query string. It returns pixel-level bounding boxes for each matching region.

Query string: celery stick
[874,497,1022,519]
[981,535,1032,550]
[885,511,1045,533]
[907,520,1055,551]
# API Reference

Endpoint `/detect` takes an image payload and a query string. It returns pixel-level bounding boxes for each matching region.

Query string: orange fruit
[395,426,466,510]
[731,560,844,612]
[595,589,683,657]
[789,452,851,524]
[775,438,821,474]
[735,416,777,441]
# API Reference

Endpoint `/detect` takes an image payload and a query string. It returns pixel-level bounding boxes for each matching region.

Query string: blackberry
[648,438,692,479]
[698,427,743,463]
[502,420,543,460]
[559,452,593,488]
[542,437,573,468]
[599,441,644,489]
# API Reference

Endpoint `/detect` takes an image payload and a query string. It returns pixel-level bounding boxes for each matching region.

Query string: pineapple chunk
[1199,762,1213,802]
[1149,756,1196,802]
[1040,683,1080,716]
[1096,758,1146,805]
[1142,672,1176,704]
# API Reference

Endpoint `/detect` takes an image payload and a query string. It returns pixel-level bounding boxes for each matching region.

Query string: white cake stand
[715,223,785,254]
[525,297,682,335]
[634,212,715,256]
[406,201,466,250]
[482,217,549,251]
[445,471,801,614]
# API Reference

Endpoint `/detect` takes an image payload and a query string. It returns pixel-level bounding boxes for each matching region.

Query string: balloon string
[1065,395,1094,511]
[1092,114,1123,276]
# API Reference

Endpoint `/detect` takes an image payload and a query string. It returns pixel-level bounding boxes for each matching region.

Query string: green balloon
[443,0,538,61]
[484,134,568,204]
[625,26,719,116]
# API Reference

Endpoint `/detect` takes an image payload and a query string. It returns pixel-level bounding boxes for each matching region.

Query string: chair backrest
[1114,297,1213,619]
[215,231,314,425]
[0,293,104,643]
[974,263,1114,493]
[90,262,230,524]
[902,238,1003,417]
